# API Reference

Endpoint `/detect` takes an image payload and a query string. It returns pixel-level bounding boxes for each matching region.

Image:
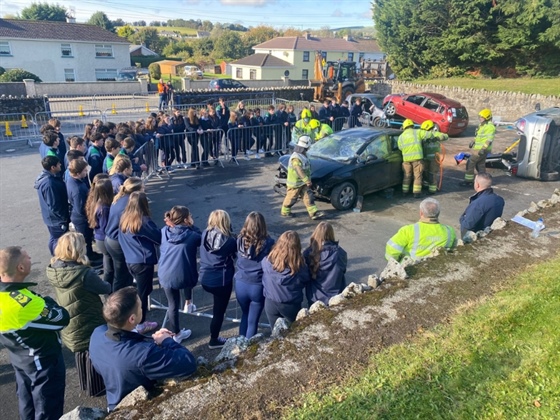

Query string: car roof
[336,127,401,136]
[519,107,560,123]
[417,92,464,108]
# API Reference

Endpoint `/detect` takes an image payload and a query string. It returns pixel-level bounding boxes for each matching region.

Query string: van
[183,66,203,79]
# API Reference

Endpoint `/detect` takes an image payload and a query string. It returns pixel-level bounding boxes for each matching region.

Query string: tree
[150,21,161,27]
[283,28,305,37]
[87,11,114,32]
[112,18,125,27]
[0,69,42,82]
[20,2,67,21]
[117,25,135,40]
[243,25,280,50]
[213,30,246,60]
[148,63,161,81]
[131,28,164,52]
[133,20,146,27]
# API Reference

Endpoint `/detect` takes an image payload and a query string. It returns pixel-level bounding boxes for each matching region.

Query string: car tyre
[433,124,441,132]
[372,117,388,128]
[385,102,396,117]
[541,171,559,182]
[330,181,357,211]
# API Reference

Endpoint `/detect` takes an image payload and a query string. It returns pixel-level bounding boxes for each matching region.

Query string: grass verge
[415,78,560,97]
[285,257,560,419]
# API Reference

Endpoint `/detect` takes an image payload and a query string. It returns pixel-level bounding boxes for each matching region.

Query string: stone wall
[0,97,46,116]
[0,82,26,97]
[368,81,560,122]
[23,80,148,97]
[174,87,315,105]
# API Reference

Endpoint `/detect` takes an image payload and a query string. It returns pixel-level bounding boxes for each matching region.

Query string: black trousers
[264,299,301,328]
[95,239,114,285]
[104,237,133,293]
[202,283,233,340]
[128,263,154,323]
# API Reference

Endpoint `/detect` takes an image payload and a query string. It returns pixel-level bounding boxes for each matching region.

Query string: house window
[61,43,73,57]
[64,69,75,82]
[95,44,113,58]
[236,68,243,78]
[348,52,354,61]
[302,69,309,80]
[359,52,365,61]
[249,69,256,80]
[303,51,310,62]
[0,41,11,55]
[95,69,117,81]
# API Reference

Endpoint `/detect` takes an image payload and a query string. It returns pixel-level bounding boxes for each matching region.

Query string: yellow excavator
[310,51,366,102]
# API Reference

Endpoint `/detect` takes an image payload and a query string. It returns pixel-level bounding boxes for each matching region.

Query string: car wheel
[372,117,388,128]
[330,182,357,211]
[385,102,396,117]
[541,171,559,182]
[433,124,440,132]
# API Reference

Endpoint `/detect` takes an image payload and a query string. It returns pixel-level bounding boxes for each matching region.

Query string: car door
[386,134,404,186]
[353,135,391,194]
[400,94,425,122]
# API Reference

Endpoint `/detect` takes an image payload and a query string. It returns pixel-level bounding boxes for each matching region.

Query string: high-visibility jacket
[473,122,495,152]
[316,123,333,141]
[397,128,424,162]
[423,131,449,160]
[157,82,167,94]
[385,221,457,261]
[286,152,310,188]
[292,119,318,143]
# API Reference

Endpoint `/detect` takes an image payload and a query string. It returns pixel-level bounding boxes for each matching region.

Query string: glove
[468,141,474,149]
[478,149,487,157]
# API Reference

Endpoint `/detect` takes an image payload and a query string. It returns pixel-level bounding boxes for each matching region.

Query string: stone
[116,386,149,409]
[361,283,373,292]
[271,318,290,338]
[490,217,507,231]
[296,308,309,321]
[527,202,539,213]
[60,407,106,420]
[215,336,249,363]
[328,294,346,306]
[476,230,487,238]
[196,356,209,366]
[516,209,528,217]
[309,300,327,314]
[248,333,265,346]
[212,360,236,373]
[400,256,416,268]
[380,258,408,280]
[367,274,381,288]
[462,231,477,244]
[537,199,551,208]
[457,239,465,247]
[550,193,560,204]
[342,282,365,298]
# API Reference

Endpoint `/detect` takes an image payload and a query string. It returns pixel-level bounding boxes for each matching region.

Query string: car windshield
[308,132,369,162]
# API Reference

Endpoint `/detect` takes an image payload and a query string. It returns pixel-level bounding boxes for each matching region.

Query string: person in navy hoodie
[88,133,105,182]
[35,155,70,255]
[185,108,203,169]
[104,177,143,293]
[199,210,237,349]
[119,191,161,335]
[349,97,363,128]
[86,175,114,285]
[109,154,133,195]
[303,222,347,305]
[234,212,275,339]
[262,230,310,328]
[158,206,202,343]
[103,138,120,174]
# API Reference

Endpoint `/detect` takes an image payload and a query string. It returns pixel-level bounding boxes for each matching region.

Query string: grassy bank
[415,78,560,97]
[286,257,560,419]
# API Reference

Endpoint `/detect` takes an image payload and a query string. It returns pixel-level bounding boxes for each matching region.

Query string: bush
[0,69,42,82]
[0,67,5,76]
[148,63,161,81]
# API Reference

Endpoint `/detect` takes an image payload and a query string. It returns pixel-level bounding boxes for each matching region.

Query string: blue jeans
[235,280,265,338]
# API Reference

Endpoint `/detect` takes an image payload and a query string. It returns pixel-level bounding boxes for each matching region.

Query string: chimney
[66,17,76,23]
[305,32,311,40]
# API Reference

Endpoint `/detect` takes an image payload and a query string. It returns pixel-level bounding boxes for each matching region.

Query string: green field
[416,78,560,97]
[132,26,198,36]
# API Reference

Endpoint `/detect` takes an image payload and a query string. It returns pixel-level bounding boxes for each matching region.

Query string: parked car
[116,67,149,81]
[208,79,247,90]
[515,107,560,181]
[274,128,403,210]
[346,93,387,127]
[382,92,469,136]
[183,66,203,79]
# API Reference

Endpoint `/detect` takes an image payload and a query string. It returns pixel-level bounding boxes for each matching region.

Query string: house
[0,18,130,82]
[231,33,385,80]
[129,44,158,57]
[154,60,188,76]
[196,31,210,38]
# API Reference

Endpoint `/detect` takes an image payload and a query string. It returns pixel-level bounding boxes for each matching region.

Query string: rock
[400,256,416,268]
[271,318,290,338]
[367,274,380,288]
[342,282,364,298]
[215,336,248,363]
[550,193,560,204]
[516,209,528,217]
[537,199,551,208]
[60,407,106,420]
[212,359,236,373]
[457,239,464,247]
[196,356,209,366]
[309,301,327,314]
[296,308,309,321]
[476,230,487,238]
[380,258,408,280]
[116,386,149,409]
[527,202,539,213]
[248,333,264,345]
[490,217,507,231]
[328,294,346,306]
[462,231,477,244]
[361,283,373,292]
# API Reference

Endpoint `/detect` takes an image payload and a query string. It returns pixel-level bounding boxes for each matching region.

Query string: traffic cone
[111,104,117,115]
[145,102,150,113]
[21,115,28,129]
[5,121,13,137]
[78,105,85,117]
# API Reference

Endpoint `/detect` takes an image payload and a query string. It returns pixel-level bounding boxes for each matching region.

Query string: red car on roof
[383,92,469,136]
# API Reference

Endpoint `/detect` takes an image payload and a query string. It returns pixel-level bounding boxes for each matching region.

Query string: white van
[183,66,203,79]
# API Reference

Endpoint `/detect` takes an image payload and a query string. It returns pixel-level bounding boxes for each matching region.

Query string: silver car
[515,107,560,181]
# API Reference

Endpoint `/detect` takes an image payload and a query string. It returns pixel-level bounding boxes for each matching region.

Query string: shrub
[0,69,42,82]
[148,63,161,81]
[0,66,5,76]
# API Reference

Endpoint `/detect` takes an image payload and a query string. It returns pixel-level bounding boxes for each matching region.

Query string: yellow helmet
[402,119,414,130]
[479,109,492,121]
[301,109,312,119]
[420,120,434,130]
[309,119,321,130]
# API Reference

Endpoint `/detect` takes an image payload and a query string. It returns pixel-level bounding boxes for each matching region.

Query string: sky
[1,0,374,29]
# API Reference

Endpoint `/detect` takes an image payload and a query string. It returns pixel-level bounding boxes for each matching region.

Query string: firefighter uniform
[315,123,334,141]
[0,281,70,420]
[292,118,319,144]
[464,117,496,184]
[397,124,425,195]
[385,219,457,261]
[281,151,320,218]
[423,131,449,193]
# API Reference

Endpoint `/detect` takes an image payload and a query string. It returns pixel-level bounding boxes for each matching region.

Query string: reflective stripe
[444,225,454,249]
[387,239,404,253]
[410,223,420,259]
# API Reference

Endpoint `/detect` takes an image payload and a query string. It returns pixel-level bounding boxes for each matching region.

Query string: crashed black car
[274,128,403,210]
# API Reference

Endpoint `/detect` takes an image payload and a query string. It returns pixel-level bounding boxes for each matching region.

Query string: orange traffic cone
[21,115,28,129]
[5,121,13,136]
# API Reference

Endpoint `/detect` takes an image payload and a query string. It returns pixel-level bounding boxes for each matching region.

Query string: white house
[0,19,130,82]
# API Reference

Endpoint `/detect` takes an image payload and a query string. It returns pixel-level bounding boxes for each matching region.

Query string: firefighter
[291,109,317,144]
[281,136,324,220]
[420,120,448,194]
[385,198,457,262]
[397,119,424,198]
[315,122,334,141]
[461,108,495,186]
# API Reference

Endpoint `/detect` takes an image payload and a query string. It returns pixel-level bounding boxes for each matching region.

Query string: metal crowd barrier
[224,123,290,163]
[35,110,104,138]
[0,112,39,145]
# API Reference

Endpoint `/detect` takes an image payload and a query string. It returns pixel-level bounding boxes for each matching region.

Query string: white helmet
[297,135,311,149]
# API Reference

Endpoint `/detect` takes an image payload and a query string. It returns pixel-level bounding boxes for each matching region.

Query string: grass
[415,78,560,97]
[285,257,560,419]
[132,26,198,36]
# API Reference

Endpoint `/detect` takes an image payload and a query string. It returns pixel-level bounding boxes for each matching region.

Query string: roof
[0,18,127,44]
[154,60,187,67]
[129,44,158,55]
[231,53,292,67]
[253,36,382,53]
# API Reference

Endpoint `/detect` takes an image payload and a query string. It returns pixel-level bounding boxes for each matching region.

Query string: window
[302,69,309,80]
[95,69,117,81]
[236,68,243,78]
[61,43,73,57]
[64,69,75,82]
[249,69,256,80]
[0,41,11,55]
[348,52,354,61]
[95,44,113,58]
[303,51,310,62]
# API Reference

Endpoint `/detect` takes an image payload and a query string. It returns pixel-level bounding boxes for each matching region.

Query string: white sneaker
[258,148,265,154]
[183,302,197,313]
[255,153,262,159]
[173,329,192,343]
[244,154,250,160]
[246,150,255,155]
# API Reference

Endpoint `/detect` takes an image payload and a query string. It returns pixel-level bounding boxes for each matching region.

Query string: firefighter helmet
[402,119,414,130]
[301,109,312,119]
[420,120,434,131]
[297,135,311,148]
[478,109,492,121]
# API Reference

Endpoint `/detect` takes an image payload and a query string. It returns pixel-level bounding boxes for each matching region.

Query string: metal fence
[35,110,104,138]
[0,112,39,145]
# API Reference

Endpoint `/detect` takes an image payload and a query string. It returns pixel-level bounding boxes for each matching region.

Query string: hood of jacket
[163,225,200,245]
[46,260,89,289]
[237,236,273,261]
[203,228,231,253]
[34,170,51,190]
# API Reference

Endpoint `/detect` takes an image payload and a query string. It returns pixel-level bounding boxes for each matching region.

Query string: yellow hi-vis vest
[385,221,457,261]
[397,129,424,162]
[0,288,45,332]
[423,131,449,160]
[286,152,310,188]
[473,122,496,152]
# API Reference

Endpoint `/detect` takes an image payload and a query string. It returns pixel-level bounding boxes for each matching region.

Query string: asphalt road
[0,122,557,418]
